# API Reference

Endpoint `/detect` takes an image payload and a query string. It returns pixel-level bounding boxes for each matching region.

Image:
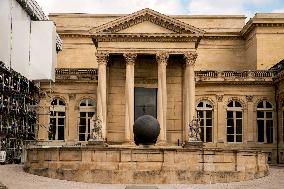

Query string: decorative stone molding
[90,8,205,35]
[196,97,216,108]
[246,95,254,102]
[156,52,169,67]
[226,97,247,109]
[183,52,198,66]
[96,52,109,66]
[254,97,275,110]
[68,94,76,100]
[216,95,224,102]
[93,34,198,42]
[123,53,137,65]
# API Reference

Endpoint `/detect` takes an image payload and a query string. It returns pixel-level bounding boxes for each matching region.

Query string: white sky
[36,0,284,19]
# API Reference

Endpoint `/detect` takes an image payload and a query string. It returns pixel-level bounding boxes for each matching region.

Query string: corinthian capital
[183,52,198,66]
[96,52,109,66]
[123,53,137,66]
[156,52,169,67]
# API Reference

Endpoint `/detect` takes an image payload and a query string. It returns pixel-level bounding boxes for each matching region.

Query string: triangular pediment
[117,21,175,34]
[90,8,205,36]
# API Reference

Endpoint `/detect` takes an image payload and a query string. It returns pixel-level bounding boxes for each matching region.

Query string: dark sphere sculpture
[133,115,160,145]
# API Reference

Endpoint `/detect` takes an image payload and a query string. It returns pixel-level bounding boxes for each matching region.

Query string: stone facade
[36,9,284,164]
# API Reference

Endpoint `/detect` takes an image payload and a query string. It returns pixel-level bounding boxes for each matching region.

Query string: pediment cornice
[89,8,205,36]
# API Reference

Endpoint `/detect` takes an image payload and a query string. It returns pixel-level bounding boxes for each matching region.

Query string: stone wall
[25,146,269,184]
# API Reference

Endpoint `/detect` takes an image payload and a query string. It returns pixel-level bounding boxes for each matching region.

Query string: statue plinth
[87,140,107,147]
[183,140,203,149]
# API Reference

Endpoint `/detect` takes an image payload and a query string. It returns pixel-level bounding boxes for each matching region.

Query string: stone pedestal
[25,146,269,184]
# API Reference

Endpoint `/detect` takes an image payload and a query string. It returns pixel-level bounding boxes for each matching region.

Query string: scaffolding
[0,61,39,164]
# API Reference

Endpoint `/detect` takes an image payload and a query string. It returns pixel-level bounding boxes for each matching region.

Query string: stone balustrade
[195,70,275,82]
[55,68,98,81]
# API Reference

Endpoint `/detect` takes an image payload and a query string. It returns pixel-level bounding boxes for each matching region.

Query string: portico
[90,8,204,144]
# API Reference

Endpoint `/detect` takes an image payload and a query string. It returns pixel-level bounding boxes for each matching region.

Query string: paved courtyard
[0,165,284,189]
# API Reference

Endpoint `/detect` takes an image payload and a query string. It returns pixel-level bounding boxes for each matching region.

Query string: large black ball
[133,115,160,145]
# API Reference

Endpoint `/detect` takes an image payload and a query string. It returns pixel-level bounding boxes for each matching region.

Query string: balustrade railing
[55,68,98,81]
[195,70,275,79]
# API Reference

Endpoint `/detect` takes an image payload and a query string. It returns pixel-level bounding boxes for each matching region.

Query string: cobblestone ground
[0,165,284,189]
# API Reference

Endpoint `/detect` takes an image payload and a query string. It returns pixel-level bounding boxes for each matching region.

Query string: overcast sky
[36,0,284,19]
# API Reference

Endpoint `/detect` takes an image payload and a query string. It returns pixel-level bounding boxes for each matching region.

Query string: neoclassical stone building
[37,9,284,164]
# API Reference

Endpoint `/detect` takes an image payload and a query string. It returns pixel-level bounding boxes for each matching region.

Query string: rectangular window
[227,111,242,143]
[197,110,213,143]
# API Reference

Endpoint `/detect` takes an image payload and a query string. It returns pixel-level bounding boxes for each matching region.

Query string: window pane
[236,135,242,142]
[236,111,242,118]
[200,127,204,142]
[80,102,86,106]
[79,134,85,141]
[48,124,56,140]
[258,120,264,142]
[58,126,64,140]
[58,112,65,116]
[267,120,273,143]
[198,111,204,118]
[257,111,264,118]
[228,101,233,107]
[80,118,86,126]
[206,119,212,126]
[197,102,203,107]
[88,112,95,118]
[257,101,264,108]
[59,100,65,106]
[51,99,57,105]
[227,118,233,127]
[206,111,212,118]
[80,112,86,117]
[79,126,86,133]
[266,112,272,119]
[266,102,272,108]
[206,103,212,108]
[227,125,234,134]
[227,111,233,118]
[227,135,234,142]
[235,101,242,107]
[200,119,204,126]
[236,121,242,134]
[58,118,64,125]
[50,118,56,125]
[206,127,212,142]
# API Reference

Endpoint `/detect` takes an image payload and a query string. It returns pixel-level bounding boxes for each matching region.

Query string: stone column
[183,52,198,142]
[123,53,137,143]
[96,52,109,140]
[156,52,169,144]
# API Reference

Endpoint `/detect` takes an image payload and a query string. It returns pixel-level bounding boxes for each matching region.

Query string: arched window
[79,99,96,141]
[197,101,213,142]
[257,101,273,143]
[49,98,65,140]
[227,100,243,143]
